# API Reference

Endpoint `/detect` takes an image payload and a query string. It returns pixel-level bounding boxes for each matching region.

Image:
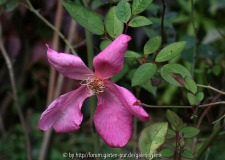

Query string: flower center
[81,76,105,95]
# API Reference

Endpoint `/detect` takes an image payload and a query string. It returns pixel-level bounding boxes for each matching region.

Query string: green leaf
[144,36,161,55]
[105,6,124,39]
[111,64,128,83]
[185,77,197,94]
[100,40,112,50]
[139,122,168,155]
[61,1,104,35]
[155,41,187,62]
[132,0,153,14]
[116,0,131,23]
[160,149,174,157]
[129,16,153,27]
[6,0,18,12]
[195,92,204,101]
[0,0,7,5]
[179,126,200,138]
[166,109,180,127]
[212,65,222,76]
[187,92,200,105]
[181,150,195,159]
[166,129,176,139]
[132,63,157,86]
[177,123,187,131]
[125,51,141,58]
[161,64,192,87]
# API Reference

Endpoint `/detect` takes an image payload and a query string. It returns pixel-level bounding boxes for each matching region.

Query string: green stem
[25,0,77,55]
[191,0,197,78]
[197,84,225,95]
[141,101,225,108]
[83,0,100,157]
[196,120,224,159]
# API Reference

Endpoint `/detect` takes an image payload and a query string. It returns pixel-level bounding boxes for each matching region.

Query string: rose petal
[39,86,92,133]
[47,45,94,80]
[94,89,132,147]
[93,34,131,79]
[105,80,151,122]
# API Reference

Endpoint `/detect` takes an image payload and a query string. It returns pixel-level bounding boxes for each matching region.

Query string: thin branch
[0,23,32,160]
[191,0,197,78]
[197,84,225,95]
[125,14,134,34]
[141,101,225,108]
[24,0,77,55]
[38,1,63,160]
[161,0,166,48]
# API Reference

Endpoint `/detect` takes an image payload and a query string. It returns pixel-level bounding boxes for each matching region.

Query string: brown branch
[38,1,63,160]
[0,23,32,160]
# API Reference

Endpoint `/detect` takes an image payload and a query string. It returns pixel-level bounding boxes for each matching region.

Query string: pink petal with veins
[93,34,131,79]
[47,45,94,80]
[94,89,133,147]
[105,80,151,122]
[39,86,92,133]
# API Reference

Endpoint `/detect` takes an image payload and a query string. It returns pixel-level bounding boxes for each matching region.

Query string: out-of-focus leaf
[129,16,153,27]
[155,41,187,62]
[212,65,222,76]
[100,0,111,3]
[160,149,174,157]
[105,7,124,39]
[144,36,161,55]
[161,64,192,87]
[116,0,131,23]
[132,0,153,14]
[6,0,18,12]
[100,40,112,50]
[181,49,194,63]
[132,63,157,86]
[0,0,7,5]
[181,150,195,159]
[181,35,195,50]
[139,122,168,155]
[187,92,200,105]
[61,1,104,35]
[166,109,180,127]
[149,17,173,28]
[143,27,159,38]
[197,45,217,60]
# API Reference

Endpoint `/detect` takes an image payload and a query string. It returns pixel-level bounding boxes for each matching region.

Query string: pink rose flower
[39,34,151,147]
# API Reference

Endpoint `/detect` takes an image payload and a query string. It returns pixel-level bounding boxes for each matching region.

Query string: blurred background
[0,0,225,159]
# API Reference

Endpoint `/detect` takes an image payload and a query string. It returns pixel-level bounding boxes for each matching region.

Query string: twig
[191,0,197,78]
[196,120,224,159]
[125,14,134,34]
[141,101,225,108]
[197,84,225,95]
[0,23,32,160]
[24,0,77,55]
[38,1,63,160]
[161,0,166,48]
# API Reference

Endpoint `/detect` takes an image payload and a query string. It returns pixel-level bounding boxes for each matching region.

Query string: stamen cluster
[81,77,105,95]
